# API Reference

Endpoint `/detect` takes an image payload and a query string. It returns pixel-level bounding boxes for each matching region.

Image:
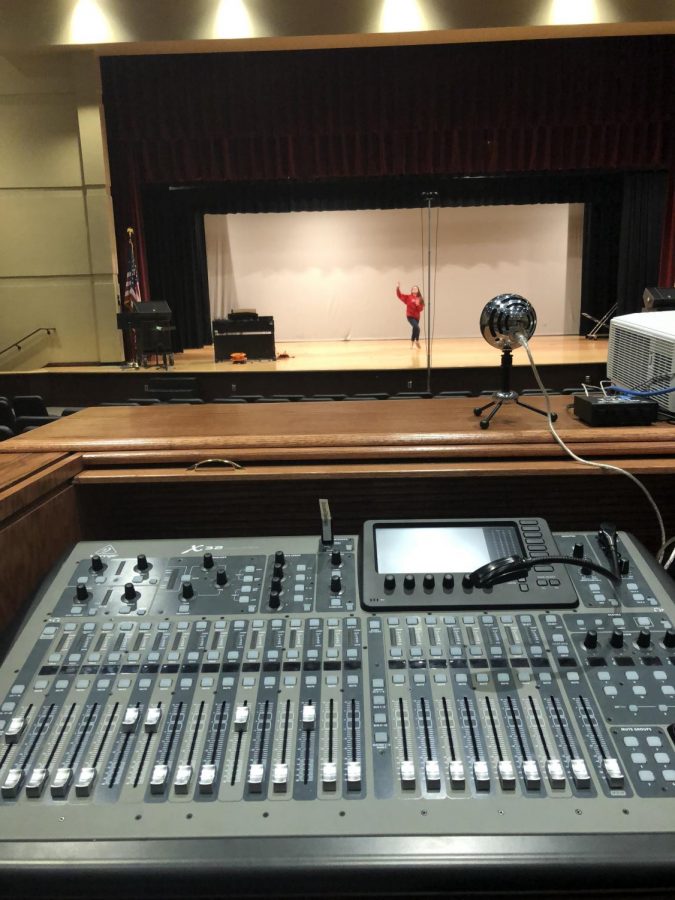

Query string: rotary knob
[181,581,194,600]
[203,552,214,569]
[269,590,281,610]
[636,628,651,649]
[91,555,104,572]
[462,573,473,589]
[572,542,585,559]
[330,575,342,593]
[123,583,137,603]
[75,583,89,603]
[442,573,454,590]
[609,629,625,649]
[216,567,228,587]
[331,549,342,566]
[274,550,285,566]
[273,562,284,578]
[583,629,598,650]
[423,574,435,590]
[663,629,675,649]
[136,554,149,572]
[271,576,283,593]
[383,574,396,592]
[403,574,415,591]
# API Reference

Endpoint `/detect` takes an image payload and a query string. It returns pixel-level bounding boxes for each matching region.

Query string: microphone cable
[517,333,671,566]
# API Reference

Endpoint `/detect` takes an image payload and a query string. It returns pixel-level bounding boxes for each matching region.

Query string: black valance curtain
[102,36,675,335]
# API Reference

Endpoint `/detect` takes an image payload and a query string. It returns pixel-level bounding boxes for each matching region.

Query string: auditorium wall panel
[0,51,121,371]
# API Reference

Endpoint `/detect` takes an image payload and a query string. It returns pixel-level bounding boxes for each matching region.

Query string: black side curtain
[616,172,669,316]
[142,188,212,353]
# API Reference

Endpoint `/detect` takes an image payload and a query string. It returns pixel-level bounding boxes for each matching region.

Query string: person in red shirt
[396,281,425,348]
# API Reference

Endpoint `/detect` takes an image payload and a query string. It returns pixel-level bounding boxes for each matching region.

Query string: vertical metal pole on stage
[421,191,437,394]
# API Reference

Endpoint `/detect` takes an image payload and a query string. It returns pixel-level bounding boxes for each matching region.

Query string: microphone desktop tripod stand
[473,346,558,430]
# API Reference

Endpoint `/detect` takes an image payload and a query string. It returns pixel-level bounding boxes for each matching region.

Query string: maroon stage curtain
[101,36,675,294]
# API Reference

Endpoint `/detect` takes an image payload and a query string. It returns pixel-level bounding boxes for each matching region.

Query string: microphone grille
[480,294,537,349]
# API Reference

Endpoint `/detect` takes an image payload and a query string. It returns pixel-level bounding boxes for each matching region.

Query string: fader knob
[75,583,88,602]
[663,629,675,649]
[331,549,342,566]
[274,550,285,566]
[442,573,454,590]
[403,574,415,591]
[637,628,651,649]
[609,629,625,649]
[619,557,630,576]
[583,629,598,650]
[181,581,194,600]
[330,575,342,593]
[383,575,396,592]
[91,555,103,572]
[572,542,585,559]
[203,552,214,569]
[269,590,281,610]
[216,568,228,586]
[123,583,137,602]
[423,574,435,590]
[136,554,149,571]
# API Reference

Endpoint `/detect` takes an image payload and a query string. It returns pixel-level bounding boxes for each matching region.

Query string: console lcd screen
[374,524,521,573]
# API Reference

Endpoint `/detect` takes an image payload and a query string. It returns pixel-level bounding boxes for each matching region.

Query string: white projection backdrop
[205,205,583,341]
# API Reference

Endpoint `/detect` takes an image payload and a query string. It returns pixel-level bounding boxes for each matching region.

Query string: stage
[0,336,608,407]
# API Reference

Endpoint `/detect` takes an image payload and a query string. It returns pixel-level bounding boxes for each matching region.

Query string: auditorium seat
[168,398,205,403]
[254,397,289,403]
[212,397,247,403]
[299,397,335,401]
[12,394,49,417]
[271,394,305,402]
[313,394,346,401]
[236,395,264,402]
[127,398,161,405]
[99,402,141,406]
[0,425,14,441]
[353,392,389,400]
[435,390,473,397]
[0,401,18,434]
[15,415,60,432]
[61,408,85,416]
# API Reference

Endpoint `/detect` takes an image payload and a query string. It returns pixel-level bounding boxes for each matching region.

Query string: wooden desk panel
[3,398,674,458]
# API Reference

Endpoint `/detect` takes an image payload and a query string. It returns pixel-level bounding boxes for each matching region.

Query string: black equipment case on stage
[213,313,276,361]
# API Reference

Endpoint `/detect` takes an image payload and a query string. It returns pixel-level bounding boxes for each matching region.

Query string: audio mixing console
[1,516,674,897]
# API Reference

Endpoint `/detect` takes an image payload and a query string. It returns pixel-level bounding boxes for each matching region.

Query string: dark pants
[407,316,420,342]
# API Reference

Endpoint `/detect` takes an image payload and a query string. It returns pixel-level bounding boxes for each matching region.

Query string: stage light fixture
[473,294,557,430]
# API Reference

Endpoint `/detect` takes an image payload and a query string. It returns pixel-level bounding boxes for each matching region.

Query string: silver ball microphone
[479,294,537,350]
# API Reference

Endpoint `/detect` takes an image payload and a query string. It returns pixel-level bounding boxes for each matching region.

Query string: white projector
[607,311,675,413]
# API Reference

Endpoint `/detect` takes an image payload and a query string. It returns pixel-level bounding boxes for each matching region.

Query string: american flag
[123,227,141,310]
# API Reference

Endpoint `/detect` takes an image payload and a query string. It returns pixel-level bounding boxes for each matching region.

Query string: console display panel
[374,522,523,573]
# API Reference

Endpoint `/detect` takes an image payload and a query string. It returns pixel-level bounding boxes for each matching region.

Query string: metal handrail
[0,328,56,359]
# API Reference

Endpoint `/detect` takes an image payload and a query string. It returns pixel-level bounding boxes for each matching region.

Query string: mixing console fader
[1,517,674,897]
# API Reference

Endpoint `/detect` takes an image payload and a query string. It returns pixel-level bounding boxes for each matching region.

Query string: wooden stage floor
[38,335,607,375]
